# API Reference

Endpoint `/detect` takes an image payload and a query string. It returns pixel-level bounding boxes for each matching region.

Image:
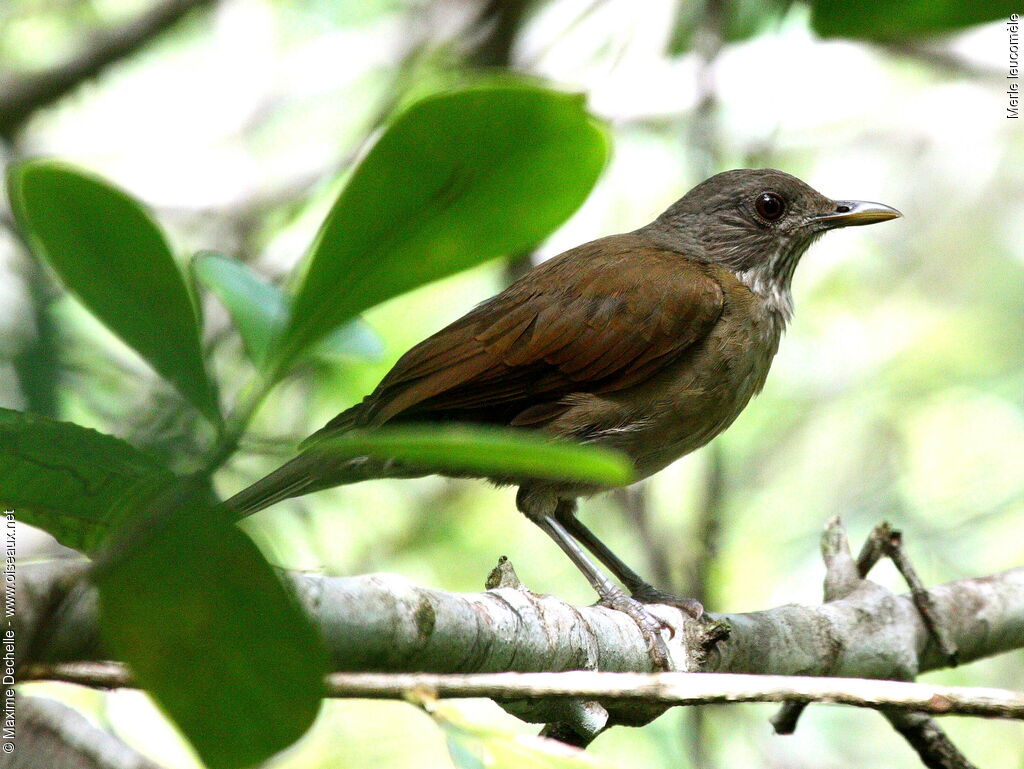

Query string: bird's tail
[224,453,416,519]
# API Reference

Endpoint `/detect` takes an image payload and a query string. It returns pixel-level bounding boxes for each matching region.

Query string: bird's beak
[814,200,902,229]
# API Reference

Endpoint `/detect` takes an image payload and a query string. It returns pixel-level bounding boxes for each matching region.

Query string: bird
[226,168,900,667]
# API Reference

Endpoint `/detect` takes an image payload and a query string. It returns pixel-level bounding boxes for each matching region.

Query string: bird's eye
[755,192,786,221]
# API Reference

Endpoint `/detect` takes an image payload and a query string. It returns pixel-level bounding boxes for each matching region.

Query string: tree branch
[0,0,218,140]
[884,710,979,769]
[11,512,1023,767]
[14,694,168,769]
[773,517,983,769]
[14,556,1024,726]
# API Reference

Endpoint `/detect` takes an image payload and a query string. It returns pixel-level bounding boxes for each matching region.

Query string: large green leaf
[192,250,382,366]
[307,425,634,486]
[96,483,328,769]
[0,408,176,552]
[6,161,220,421]
[809,0,1018,38]
[273,83,608,372]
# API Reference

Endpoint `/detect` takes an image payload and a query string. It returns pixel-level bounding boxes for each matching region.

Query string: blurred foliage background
[2,0,1022,767]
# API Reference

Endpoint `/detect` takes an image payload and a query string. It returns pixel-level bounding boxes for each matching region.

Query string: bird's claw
[629,585,705,621]
[598,591,674,670]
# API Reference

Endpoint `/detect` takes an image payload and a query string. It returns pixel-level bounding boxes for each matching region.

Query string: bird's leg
[553,499,704,619]
[516,489,672,669]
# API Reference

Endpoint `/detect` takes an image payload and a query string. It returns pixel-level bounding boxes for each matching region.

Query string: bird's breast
[613,285,784,479]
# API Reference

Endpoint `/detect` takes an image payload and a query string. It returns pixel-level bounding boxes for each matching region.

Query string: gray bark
[15,558,1024,681]
[1,695,166,769]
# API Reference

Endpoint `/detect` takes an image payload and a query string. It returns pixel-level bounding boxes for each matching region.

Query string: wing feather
[312,234,725,439]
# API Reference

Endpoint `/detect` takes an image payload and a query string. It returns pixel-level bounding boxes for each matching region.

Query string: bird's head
[646,168,901,319]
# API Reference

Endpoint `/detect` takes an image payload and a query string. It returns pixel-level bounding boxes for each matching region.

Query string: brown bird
[227,168,900,665]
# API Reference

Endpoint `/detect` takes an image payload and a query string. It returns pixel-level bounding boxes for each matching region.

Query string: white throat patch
[734,256,795,324]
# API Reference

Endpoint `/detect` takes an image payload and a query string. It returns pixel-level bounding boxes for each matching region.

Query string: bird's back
[309,232,727,441]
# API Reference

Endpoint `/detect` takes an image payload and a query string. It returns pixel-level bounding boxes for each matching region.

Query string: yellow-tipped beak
[817,200,902,228]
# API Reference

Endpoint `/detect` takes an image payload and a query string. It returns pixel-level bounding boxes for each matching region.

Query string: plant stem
[197,368,280,477]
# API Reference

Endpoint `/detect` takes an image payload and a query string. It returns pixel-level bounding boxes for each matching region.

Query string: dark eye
[755,192,785,221]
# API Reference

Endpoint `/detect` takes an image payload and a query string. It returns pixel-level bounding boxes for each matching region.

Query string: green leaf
[314,316,385,362]
[274,83,608,371]
[193,251,287,365]
[6,160,220,422]
[0,408,176,552]
[96,483,328,769]
[193,251,383,366]
[308,425,634,486]
[809,0,1018,39]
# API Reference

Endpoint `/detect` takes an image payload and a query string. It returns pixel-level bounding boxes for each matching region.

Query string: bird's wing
[311,235,725,438]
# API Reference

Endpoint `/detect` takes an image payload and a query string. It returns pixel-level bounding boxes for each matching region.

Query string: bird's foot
[598,590,673,670]
[629,585,704,620]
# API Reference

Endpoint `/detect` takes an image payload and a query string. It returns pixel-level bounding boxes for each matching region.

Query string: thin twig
[858,522,959,664]
[855,521,887,575]
[857,524,970,769]
[0,0,219,139]
[26,664,1024,721]
[876,42,1003,81]
[769,701,804,735]
[776,520,973,769]
[884,710,979,769]
[688,0,726,180]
